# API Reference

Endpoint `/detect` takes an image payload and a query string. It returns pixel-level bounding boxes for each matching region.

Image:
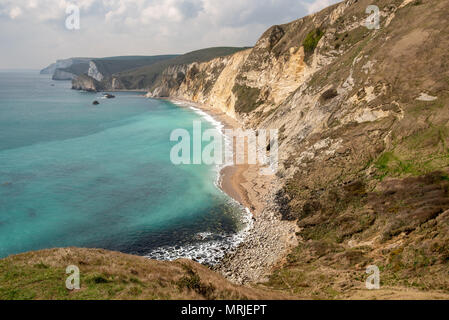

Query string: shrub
[303,28,325,55]
[321,88,338,100]
[232,83,262,113]
[177,266,216,299]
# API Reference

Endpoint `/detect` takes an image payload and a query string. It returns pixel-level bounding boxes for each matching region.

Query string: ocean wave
[145,206,253,266]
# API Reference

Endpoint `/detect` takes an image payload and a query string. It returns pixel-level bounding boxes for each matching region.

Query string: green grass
[0,248,282,300]
[303,29,325,55]
[374,151,426,180]
[374,125,449,180]
[232,83,262,113]
[92,55,179,77]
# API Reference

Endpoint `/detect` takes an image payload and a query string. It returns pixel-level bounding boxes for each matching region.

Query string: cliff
[148,0,449,296]
[72,74,104,92]
[42,56,179,83]
[41,58,92,80]
[71,47,250,92]
[39,63,57,75]
[52,62,91,80]
[86,55,180,82]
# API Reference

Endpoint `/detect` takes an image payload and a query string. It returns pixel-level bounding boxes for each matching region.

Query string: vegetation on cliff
[90,55,179,79]
[72,47,249,92]
[303,28,325,56]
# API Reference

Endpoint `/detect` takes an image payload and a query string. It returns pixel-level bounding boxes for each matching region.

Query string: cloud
[0,0,341,69]
[304,0,339,15]
[9,7,23,19]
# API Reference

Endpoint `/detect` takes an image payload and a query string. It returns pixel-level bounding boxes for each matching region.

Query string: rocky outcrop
[146,64,189,97]
[87,61,104,82]
[72,74,103,92]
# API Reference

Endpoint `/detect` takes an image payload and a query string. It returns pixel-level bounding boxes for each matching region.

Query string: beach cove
[166,98,298,284]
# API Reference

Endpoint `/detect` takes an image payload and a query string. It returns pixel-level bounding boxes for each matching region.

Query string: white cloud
[27,0,38,9]
[305,0,338,15]
[9,7,23,19]
[0,0,341,69]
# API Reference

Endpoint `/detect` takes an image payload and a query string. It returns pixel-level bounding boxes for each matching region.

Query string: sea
[0,71,251,265]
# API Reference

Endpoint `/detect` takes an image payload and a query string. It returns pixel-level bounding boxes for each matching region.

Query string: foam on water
[145,101,253,265]
[146,205,253,265]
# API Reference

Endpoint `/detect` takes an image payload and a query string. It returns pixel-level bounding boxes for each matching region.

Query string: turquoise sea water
[0,71,248,264]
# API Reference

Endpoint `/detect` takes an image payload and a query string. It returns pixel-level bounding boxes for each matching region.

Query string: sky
[0,0,340,69]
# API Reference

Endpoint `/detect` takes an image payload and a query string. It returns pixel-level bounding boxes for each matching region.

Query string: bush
[303,28,325,55]
[232,83,262,113]
[177,267,216,299]
[321,88,338,100]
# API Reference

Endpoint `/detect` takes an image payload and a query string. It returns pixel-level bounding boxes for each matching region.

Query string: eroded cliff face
[147,0,449,295]
[72,74,103,92]
[147,50,252,119]
[41,58,92,80]
[148,0,448,181]
[88,61,104,82]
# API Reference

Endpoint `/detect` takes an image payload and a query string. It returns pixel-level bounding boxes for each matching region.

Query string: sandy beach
[167,98,298,284]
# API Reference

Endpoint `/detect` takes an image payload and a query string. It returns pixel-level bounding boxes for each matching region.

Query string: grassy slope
[115,47,250,89]
[91,55,179,77]
[58,62,90,76]
[0,248,289,300]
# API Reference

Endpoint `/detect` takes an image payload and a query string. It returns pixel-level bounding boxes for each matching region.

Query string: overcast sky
[0,0,340,69]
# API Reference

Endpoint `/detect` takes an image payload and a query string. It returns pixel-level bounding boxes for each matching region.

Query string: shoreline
[164,97,298,284]
[166,98,256,212]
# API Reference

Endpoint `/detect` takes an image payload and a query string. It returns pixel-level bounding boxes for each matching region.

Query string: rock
[72,74,103,92]
[92,100,100,105]
[103,93,115,99]
[416,92,437,101]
